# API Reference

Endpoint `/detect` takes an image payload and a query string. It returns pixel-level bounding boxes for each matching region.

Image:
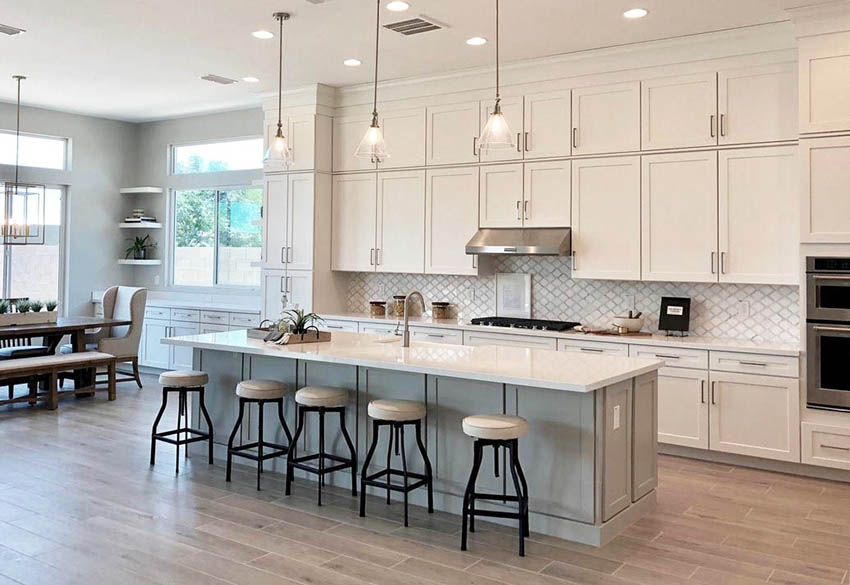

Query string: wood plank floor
[0,376,848,585]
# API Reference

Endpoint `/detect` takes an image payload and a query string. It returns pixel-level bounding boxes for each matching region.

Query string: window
[172,187,262,287]
[0,131,67,170]
[171,138,263,174]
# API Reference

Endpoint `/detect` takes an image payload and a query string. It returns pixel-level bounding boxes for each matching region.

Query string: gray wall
[0,102,137,317]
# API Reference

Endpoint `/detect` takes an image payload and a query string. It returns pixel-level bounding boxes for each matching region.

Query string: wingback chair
[97,286,147,388]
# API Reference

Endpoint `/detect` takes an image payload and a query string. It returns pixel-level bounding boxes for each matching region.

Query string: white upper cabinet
[802,135,850,242]
[285,173,315,271]
[287,114,316,171]
[376,170,425,273]
[718,63,797,145]
[718,147,797,285]
[333,114,377,172]
[641,151,718,282]
[263,176,288,269]
[478,96,524,162]
[572,82,640,155]
[642,73,718,150]
[425,167,480,275]
[523,90,572,159]
[479,164,524,228]
[379,108,426,169]
[799,38,850,134]
[331,173,377,271]
[571,156,640,280]
[426,101,480,166]
[523,160,570,228]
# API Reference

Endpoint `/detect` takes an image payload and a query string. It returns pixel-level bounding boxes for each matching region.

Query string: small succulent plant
[0,300,10,314]
[16,300,31,313]
[45,300,57,312]
[29,300,44,312]
[280,308,324,335]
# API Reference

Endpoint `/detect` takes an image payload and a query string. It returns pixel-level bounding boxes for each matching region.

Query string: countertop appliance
[470,316,580,332]
[806,257,850,410]
[465,228,571,256]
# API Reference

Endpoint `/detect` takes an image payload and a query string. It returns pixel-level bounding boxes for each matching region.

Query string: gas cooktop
[469,317,581,332]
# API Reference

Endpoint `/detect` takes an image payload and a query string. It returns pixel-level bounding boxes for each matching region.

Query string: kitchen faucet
[402,290,426,347]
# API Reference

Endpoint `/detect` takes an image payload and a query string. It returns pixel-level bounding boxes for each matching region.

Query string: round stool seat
[368,399,426,421]
[236,379,289,400]
[295,386,349,408]
[462,414,528,440]
[159,370,208,388]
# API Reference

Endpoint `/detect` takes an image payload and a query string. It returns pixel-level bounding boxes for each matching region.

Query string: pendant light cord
[371,0,380,123]
[14,76,21,187]
[276,14,284,134]
[495,0,500,107]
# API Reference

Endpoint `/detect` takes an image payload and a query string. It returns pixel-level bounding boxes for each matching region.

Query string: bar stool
[360,399,434,527]
[285,386,357,505]
[460,414,530,556]
[226,379,292,491]
[150,370,214,474]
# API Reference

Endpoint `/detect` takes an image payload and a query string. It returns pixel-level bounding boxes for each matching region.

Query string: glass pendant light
[355,0,389,163]
[478,0,514,151]
[263,12,292,167]
[4,75,45,246]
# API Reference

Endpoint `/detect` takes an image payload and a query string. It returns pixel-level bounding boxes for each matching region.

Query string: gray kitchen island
[163,329,662,546]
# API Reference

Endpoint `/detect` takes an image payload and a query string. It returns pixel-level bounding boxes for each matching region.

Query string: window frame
[0,129,70,171]
[168,136,264,176]
[168,185,262,291]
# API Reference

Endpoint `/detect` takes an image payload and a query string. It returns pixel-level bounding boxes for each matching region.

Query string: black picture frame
[659,297,691,335]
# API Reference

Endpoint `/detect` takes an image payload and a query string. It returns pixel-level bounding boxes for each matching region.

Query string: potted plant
[0,300,9,315]
[29,300,43,313]
[16,300,30,313]
[45,300,57,312]
[280,309,324,338]
[125,235,156,260]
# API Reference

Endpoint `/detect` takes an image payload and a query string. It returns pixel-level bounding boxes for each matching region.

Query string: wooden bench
[0,352,117,410]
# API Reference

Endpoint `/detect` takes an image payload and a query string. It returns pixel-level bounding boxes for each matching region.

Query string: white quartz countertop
[163,329,662,393]
[321,313,800,356]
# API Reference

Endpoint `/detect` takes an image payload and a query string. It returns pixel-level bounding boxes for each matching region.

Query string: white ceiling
[0,0,813,122]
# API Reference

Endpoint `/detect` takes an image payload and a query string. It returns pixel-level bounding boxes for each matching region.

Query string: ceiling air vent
[0,23,25,36]
[201,74,238,85]
[384,17,443,36]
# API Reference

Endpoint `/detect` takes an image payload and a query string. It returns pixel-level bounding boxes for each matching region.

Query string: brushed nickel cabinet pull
[710,115,716,138]
[655,354,680,359]
[822,444,850,452]
[524,132,530,151]
[369,248,375,266]
[580,347,604,353]
[711,252,716,274]
[281,247,286,264]
[739,361,767,367]
[287,247,293,263]
[473,137,478,156]
[523,200,529,220]
[517,133,522,153]
[720,113,727,137]
[701,380,706,404]
[376,248,381,266]
[572,250,577,271]
[572,127,578,149]
[711,381,717,405]
[472,255,478,269]
[280,276,286,293]
[720,251,726,274]
[516,200,521,220]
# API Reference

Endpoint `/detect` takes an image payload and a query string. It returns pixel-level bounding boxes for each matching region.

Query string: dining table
[0,316,132,391]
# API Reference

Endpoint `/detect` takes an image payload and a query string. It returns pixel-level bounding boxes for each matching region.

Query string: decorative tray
[247,328,332,344]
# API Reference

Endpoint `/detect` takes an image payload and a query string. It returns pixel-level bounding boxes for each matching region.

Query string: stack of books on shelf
[124,208,158,223]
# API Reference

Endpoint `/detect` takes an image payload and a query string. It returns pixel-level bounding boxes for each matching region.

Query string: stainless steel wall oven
[807,257,850,410]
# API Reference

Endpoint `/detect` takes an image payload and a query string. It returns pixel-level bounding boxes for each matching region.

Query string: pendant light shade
[478,0,514,152]
[263,12,292,168]
[355,0,390,163]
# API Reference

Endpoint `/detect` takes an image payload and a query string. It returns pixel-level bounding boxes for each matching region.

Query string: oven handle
[812,275,850,281]
[813,325,850,333]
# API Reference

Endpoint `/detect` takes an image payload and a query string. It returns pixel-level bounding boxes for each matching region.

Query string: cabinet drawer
[411,326,463,345]
[629,344,708,369]
[323,319,358,332]
[201,310,229,325]
[802,422,850,470]
[360,323,401,336]
[229,312,260,328]
[200,324,231,335]
[464,331,557,350]
[557,338,628,356]
[170,309,200,323]
[709,351,799,378]
[144,306,170,320]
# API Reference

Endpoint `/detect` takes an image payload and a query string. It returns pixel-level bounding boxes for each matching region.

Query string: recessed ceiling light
[242,76,260,83]
[251,30,274,39]
[623,8,648,19]
[0,23,25,36]
[466,36,487,46]
[343,58,362,67]
[386,1,410,11]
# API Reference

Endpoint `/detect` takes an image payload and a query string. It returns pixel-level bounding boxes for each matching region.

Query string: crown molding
[787,0,850,37]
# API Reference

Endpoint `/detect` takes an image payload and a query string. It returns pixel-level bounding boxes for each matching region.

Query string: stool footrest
[467,509,523,521]
[290,459,354,475]
[153,428,211,446]
[471,492,522,503]
[229,440,290,462]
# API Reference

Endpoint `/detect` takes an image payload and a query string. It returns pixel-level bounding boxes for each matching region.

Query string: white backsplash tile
[346,256,800,342]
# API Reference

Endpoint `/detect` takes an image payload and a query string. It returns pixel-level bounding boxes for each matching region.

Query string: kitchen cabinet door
[377,170,425,273]
[331,173,377,271]
[657,367,709,449]
[801,136,850,243]
[479,96,524,162]
[523,90,572,159]
[709,371,800,462]
[379,107,426,169]
[426,101,480,166]
[799,41,850,134]
[169,322,200,371]
[425,167,479,275]
[479,163,524,228]
[141,319,170,369]
[641,152,718,283]
[718,147,798,285]
[286,173,315,271]
[262,270,314,319]
[262,271,285,322]
[333,114,377,172]
[571,156,640,280]
[523,160,570,228]
[571,82,640,155]
[642,73,718,150]
[263,176,288,269]
[718,63,797,145]
[287,114,316,171]
[285,271,314,312]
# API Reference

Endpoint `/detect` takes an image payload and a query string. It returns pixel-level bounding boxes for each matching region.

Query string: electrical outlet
[736,301,750,318]
[613,405,621,430]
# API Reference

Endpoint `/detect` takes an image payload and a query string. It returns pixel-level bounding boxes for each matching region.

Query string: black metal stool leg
[150,387,168,466]
[512,439,530,537]
[317,408,325,505]
[277,398,293,445]
[507,440,525,556]
[461,440,483,551]
[360,419,380,517]
[198,387,214,464]
[400,424,409,527]
[414,420,433,514]
[339,409,357,496]
[385,421,393,504]
[256,401,265,490]
[182,390,189,461]
[286,405,306,496]
[175,390,184,474]
[226,398,246,482]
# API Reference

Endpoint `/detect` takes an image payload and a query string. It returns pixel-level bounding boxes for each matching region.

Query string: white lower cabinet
[322,318,358,332]
[656,367,709,449]
[464,330,557,350]
[802,423,850,470]
[169,323,200,370]
[262,270,314,320]
[360,323,401,336]
[557,338,628,356]
[141,319,170,369]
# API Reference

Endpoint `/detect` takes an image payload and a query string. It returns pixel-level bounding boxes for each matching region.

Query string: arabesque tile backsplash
[345,256,800,342]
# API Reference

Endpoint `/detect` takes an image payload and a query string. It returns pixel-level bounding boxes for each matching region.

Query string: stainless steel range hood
[465,228,571,256]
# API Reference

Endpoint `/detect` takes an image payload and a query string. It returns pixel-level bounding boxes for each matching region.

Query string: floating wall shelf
[118,259,161,266]
[119,222,162,229]
[120,186,163,195]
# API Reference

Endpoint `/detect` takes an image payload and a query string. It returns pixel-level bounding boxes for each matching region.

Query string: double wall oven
[807,257,850,410]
